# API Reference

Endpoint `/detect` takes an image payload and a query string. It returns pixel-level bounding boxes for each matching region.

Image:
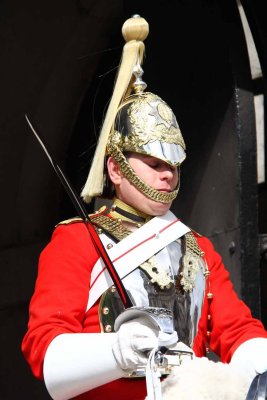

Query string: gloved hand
[112,317,177,374]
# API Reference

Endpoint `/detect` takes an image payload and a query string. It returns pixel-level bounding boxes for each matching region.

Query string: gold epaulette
[56,217,83,227]
[55,206,108,227]
[183,231,204,258]
[89,205,132,241]
[90,214,132,241]
[191,229,203,238]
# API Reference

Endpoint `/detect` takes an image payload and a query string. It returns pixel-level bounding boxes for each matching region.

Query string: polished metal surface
[100,239,206,347]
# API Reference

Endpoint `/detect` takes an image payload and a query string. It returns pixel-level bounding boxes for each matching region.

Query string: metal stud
[102,307,110,315]
[104,325,112,333]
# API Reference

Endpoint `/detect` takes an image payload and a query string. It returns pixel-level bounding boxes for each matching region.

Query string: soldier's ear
[107,156,123,184]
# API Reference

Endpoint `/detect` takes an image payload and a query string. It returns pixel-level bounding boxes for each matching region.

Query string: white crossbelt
[86,210,190,311]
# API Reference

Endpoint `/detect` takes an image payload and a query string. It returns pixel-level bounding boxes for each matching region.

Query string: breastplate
[98,231,207,347]
[99,234,206,347]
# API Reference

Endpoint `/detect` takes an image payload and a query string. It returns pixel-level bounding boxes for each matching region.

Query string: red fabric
[193,235,267,361]
[21,220,267,399]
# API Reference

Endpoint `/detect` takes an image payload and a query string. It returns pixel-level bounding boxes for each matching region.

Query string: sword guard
[114,306,175,335]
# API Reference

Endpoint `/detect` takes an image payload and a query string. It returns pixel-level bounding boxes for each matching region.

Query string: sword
[25,114,133,309]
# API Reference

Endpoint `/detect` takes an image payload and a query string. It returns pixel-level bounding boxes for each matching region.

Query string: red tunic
[21,220,267,400]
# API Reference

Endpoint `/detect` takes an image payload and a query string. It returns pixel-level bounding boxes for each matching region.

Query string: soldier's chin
[147,200,173,216]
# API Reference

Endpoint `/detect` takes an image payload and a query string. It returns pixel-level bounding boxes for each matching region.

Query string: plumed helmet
[81,15,186,204]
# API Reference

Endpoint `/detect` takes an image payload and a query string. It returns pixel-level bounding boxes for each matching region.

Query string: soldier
[22,15,267,400]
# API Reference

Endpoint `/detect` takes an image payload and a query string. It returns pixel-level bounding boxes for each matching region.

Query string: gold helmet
[81,15,186,204]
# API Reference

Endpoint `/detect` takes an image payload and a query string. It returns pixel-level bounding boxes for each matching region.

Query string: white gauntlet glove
[112,316,178,374]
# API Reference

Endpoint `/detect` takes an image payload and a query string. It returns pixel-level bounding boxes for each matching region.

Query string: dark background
[0,0,266,398]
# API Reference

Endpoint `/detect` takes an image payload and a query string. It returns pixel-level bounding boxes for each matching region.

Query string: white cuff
[230,338,267,378]
[43,333,123,400]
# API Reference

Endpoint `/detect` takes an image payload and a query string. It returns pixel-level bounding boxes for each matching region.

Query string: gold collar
[109,198,151,226]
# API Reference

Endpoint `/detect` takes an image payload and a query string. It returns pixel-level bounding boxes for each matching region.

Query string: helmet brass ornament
[81,15,186,204]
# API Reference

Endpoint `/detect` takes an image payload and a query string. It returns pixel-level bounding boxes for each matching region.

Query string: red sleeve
[194,235,267,362]
[21,222,99,379]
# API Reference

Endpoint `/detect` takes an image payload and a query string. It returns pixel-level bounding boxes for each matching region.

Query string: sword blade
[25,114,132,308]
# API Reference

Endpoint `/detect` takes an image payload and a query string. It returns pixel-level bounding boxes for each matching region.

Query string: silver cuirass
[99,232,206,348]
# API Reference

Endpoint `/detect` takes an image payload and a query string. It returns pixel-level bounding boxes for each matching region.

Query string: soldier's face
[107,153,179,216]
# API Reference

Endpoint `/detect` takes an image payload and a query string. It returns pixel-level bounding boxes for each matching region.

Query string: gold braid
[109,146,179,203]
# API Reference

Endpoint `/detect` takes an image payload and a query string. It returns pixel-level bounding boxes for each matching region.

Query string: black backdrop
[0,1,266,398]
